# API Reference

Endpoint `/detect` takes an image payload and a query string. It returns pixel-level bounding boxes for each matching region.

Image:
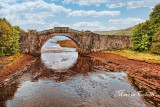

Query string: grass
[103,50,160,64]
[0,53,24,72]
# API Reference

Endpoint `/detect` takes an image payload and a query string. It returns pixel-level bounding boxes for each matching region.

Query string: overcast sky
[0,0,160,31]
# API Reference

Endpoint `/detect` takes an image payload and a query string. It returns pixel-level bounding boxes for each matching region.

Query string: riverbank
[0,53,24,71]
[0,54,37,84]
[103,50,160,64]
[57,39,160,75]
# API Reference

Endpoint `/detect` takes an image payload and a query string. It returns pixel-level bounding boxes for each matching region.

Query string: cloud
[0,0,71,26]
[49,22,69,28]
[106,3,125,8]
[106,0,160,9]
[49,21,118,31]
[108,17,145,25]
[63,0,160,8]
[68,10,120,17]
[126,0,160,9]
[62,0,108,6]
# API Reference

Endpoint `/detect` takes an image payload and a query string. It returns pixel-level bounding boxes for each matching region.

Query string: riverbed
[0,36,159,107]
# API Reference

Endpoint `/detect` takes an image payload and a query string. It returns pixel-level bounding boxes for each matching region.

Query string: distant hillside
[94,27,133,36]
[94,30,121,35]
[115,27,134,36]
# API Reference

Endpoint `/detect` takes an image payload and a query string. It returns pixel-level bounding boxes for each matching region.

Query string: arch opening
[39,34,80,55]
[41,35,79,72]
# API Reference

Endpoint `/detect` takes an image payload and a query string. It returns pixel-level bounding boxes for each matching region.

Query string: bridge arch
[39,34,80,53]
[40,33,80,51]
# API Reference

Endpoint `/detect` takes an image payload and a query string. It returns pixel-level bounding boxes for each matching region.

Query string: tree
[140,34,150,51]
[151,26,160,54]
[131,21,151,52]
[149,3,160,34]
[6,28,20,55]
[0,19,13,56]
[131,3,160,52]
[0,18,24,57]
[13,26,25,33]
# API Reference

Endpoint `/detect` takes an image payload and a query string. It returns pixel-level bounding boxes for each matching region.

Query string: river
[0,36,155,107]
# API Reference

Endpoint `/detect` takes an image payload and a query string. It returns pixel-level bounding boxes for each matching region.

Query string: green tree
[131,21,151,52]
[149,3,160,34]
[140,34,150,51]
[0,18,24,57]
[151,26,160,54]
[13,26,25,33]
[6,28,20,55]
[0,19,13,56]
[131,3,160,52]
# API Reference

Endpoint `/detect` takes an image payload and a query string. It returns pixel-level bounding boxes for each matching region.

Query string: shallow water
[0,36,153,107]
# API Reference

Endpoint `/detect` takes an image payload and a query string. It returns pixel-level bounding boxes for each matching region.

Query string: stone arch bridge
[19,27,132,56]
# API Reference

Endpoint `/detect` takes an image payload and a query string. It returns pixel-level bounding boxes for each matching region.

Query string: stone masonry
[19,27,133,56]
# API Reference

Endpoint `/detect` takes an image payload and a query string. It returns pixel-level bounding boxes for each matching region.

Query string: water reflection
[0,36,156,107]
[41,36,78,72]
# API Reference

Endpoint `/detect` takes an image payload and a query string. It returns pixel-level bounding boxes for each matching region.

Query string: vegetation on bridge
[0,18,25,57]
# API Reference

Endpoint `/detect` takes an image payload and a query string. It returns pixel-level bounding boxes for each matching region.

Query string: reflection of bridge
[19,27,132,56]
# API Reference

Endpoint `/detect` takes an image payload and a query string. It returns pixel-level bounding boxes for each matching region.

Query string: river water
[0,36,154,107]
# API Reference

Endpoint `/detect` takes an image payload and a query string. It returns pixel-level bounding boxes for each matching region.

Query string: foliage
[0,18,24,57]
[13,26,25,33]
[149,3,160,33]
[131,3,160,52]
[6,28,20,55]
[140,34,150,51]
[151,26,160,54]
[131,21,151,52]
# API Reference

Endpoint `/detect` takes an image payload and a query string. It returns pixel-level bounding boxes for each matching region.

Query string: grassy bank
[0,53,24,72]
[103,50,160,64]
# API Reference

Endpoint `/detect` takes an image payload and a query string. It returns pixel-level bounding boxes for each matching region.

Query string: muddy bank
[0,54,38,86]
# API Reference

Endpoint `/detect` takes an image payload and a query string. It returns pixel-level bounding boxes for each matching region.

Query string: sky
[0,0,160,31]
